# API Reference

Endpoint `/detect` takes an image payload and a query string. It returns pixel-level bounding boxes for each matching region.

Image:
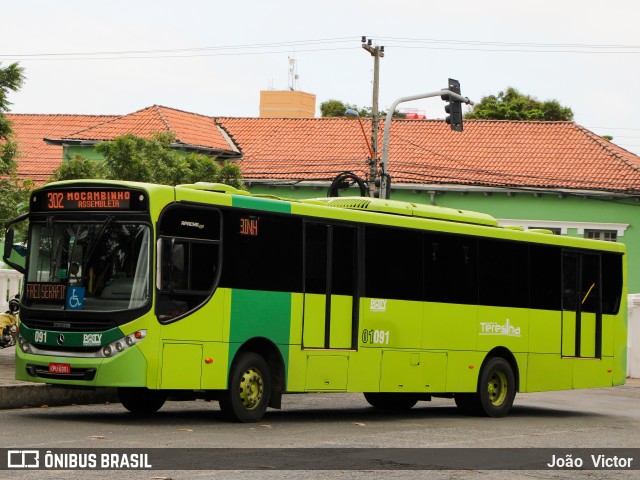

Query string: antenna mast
[288,57,299,91]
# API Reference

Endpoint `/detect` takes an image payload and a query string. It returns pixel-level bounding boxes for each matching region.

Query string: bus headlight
[18,335,29,353]
[100,330,146,358]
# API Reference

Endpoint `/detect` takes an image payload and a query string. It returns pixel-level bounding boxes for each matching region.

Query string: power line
[0,37,355,58]
[382,44,640,55]
[0,47,358,62]
[4,35,640,62]
[376,36,640,49]
[390,134,640,190]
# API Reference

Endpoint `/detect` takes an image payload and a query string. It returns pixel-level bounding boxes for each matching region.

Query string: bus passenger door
[562,252,602,359]
[302,222,359,350]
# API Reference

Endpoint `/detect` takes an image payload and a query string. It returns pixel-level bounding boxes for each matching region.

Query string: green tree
[321,99,356,117]
[465,87,573,121]
[50,153,109,181]
[0,62,30,229]
[50,132,245,188]
[320,99,406,118]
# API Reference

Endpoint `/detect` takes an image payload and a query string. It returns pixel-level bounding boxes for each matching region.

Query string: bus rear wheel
[364,393,419,411]
[219,352,271,423]
[118,387,166,415]
[455,357,516,418]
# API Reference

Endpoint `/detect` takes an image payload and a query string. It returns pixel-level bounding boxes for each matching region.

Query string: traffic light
[374,174,391,199]
[441,78,463,132]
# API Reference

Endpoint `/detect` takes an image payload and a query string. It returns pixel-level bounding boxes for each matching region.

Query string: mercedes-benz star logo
[57,334,65,345]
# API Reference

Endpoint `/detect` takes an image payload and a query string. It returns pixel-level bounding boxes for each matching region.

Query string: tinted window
[158,203,221,240]
[580,254,600,314]
[156,204,222,322]
[365,226,422,301]
[331,226,358,296]
[530,246,561,310]
[478,239,529,308]
[156,239,219,322]
[304,223,328,295]
[221,210,303,292]
[602,253,623,315]
[425,233,477,305]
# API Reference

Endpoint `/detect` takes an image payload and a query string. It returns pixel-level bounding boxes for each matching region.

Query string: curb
[0,384,118,410]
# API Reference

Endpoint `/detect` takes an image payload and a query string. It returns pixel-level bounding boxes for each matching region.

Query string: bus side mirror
[3,228,13,259]
[3,214,28,274]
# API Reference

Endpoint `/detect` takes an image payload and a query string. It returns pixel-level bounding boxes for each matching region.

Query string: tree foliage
[0,62,25,176]
[464,87,573,121]
[320,99,406,118]
[0,62,30,229]
[50,132,245,189]
[321,99,353,117]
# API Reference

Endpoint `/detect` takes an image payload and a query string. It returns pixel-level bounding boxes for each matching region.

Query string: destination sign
[240,217,259,236]
[25,282,67,301]
[31,188,147,212]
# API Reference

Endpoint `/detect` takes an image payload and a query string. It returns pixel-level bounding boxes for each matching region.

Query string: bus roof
[176,182,497,226]
[37,181,624,253]
[303,197,499,227]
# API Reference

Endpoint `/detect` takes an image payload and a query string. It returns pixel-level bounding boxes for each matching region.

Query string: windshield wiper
[47,216,62,280]
[82,215,114,275]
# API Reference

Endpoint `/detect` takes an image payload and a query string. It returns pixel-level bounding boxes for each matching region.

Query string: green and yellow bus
[3,180,627,422]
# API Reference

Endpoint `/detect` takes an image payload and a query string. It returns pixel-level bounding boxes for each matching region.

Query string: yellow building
[259,90,316,118]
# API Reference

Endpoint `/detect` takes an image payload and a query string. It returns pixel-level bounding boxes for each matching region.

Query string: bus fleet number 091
[361,329,390,345]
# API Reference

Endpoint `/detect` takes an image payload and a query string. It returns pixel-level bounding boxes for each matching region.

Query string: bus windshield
[24,219,151,312]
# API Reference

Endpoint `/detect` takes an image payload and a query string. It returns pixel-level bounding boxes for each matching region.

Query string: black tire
[219,352,271,423]
[364,392,419,411]
[118,387,166,415]
[455,357,516,418]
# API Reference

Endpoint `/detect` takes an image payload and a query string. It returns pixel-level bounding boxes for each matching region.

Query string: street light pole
[379,89,474,200]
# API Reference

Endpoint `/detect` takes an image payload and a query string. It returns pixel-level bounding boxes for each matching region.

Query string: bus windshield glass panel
[24,220,151,312]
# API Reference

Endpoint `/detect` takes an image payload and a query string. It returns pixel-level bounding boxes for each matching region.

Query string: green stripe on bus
[232,195,291,213]
[228,289,291,372]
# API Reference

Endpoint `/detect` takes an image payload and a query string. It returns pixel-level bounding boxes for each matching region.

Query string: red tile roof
[8,108,640,194]
[216,117,640,194]
[62,105,238,154]
[6,113,116,182]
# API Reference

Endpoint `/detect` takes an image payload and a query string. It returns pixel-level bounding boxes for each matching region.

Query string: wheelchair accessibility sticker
[66,286,85,310]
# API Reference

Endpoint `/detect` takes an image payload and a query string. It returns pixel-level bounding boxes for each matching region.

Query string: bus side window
[156,238,219,322]
[155,204,222,323]
[601,253,622,314]
[169,243,187,290]
[425,233,477,305]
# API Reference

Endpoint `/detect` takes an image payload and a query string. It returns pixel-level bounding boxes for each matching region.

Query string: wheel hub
[239,368,264,411]
[487,371,508,406]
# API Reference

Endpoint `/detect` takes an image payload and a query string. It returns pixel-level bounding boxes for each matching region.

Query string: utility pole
[361,36,384,197]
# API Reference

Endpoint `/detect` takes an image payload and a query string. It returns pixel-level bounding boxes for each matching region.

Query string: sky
[4,0,640,155]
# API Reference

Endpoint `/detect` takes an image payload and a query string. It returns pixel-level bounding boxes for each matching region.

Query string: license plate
[49,363,71,374]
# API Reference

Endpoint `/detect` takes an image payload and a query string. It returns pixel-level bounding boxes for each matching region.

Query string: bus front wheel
[219,352,271,423]
[455,356,515,418]
[118,387,166,415]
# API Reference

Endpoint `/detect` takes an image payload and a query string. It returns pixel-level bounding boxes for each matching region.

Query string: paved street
[0,364,639,480]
